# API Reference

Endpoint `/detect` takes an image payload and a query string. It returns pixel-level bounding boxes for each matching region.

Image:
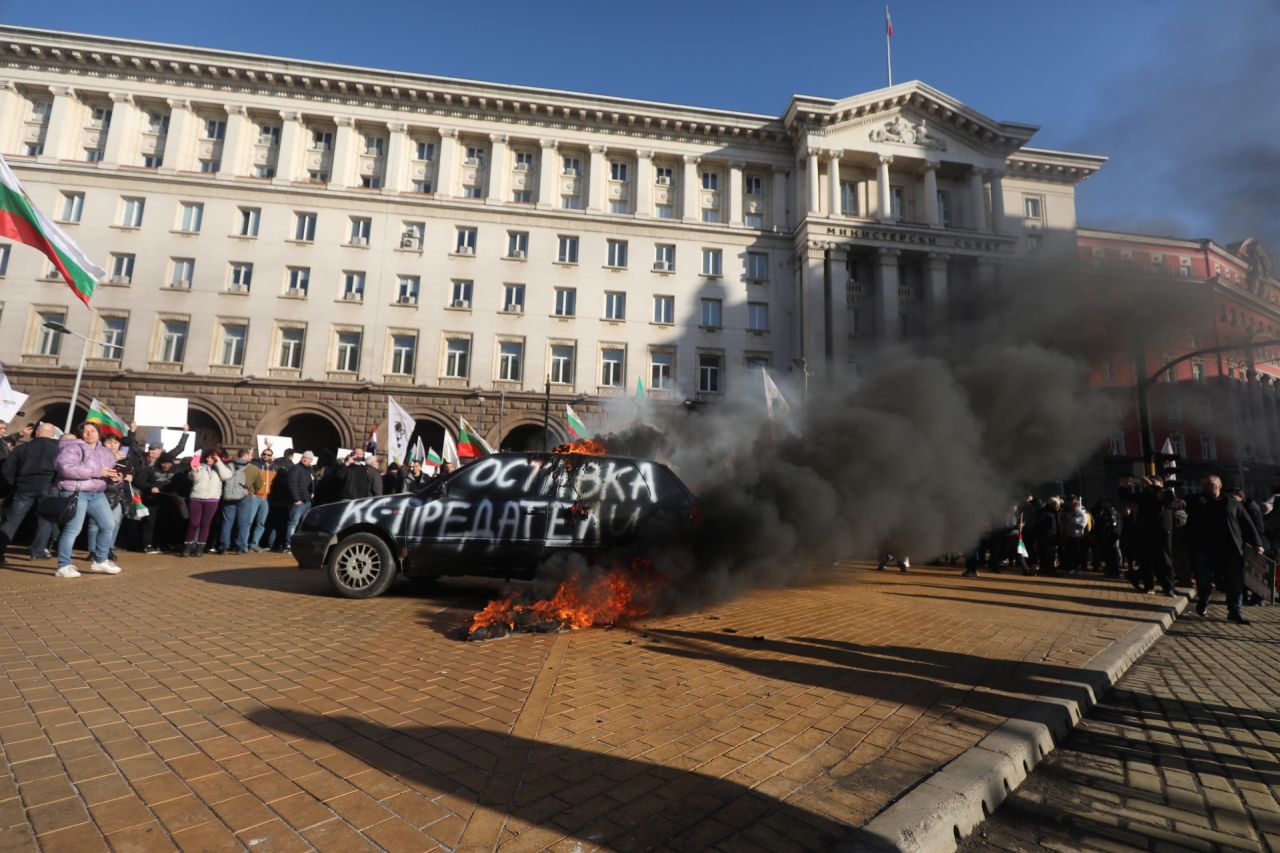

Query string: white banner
[388,396,413,465]
[144,427,196,454]
[0,372,28,422]
[256,434,294,455]
[134,395,188,427]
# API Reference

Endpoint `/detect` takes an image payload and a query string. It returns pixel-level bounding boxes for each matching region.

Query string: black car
[291,451,699,598]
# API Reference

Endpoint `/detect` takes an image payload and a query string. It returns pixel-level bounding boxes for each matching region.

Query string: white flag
[442,430,460,466]
[410,436,426,464]
[387,396,414,465]
[0,367,29,423]
[762,368,792,424]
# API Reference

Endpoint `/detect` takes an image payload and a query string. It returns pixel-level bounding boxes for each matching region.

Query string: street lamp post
[43,319,110,435]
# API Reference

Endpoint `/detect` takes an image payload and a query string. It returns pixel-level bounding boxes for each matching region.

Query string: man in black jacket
[281,451,316,554]
[1186,474,1264,623]
[0,423,60,560]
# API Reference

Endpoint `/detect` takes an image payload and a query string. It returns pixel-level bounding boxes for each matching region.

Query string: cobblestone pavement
[0,550,1181,852]
[961,599,1280,853]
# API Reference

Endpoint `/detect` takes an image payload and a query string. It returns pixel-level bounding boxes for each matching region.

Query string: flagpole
[885,6,894,86]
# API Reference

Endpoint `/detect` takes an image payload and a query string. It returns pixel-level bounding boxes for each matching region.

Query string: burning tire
[326,533,398,599]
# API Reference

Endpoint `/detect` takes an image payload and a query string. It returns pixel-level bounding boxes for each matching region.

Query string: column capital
[589,143,607,155]
[489,132,508,144]
[728,160,746,171]
[279,110,302,122]
[926,251,951,263]
[335,115,356,128]
[988,169,1006,181]
[826,150,844,162]
[923,158,939,172]
[109,91,133,105]
[388,121,409,134]
[682,154,701,165]
[0,81,17,93]
[635,149,654,160]
[538,137,558,149]
[875,247,902,262]
[165,98,190,111]
[771,163,788,174]
[48,85,74,97]
[222,103,246,116]
[878,153,894,166]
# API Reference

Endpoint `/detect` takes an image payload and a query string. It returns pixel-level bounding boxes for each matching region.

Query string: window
[312,130,333,151]
[1191,362,1205,382]
[840,181,858,216]
[700,299,723,328]
[36,311,66,356]
[237,207,261,237]
[1024,196,1043,219]
[445,338,470,378]
[1168,433,1186,457]
[513,191,532,203]
[1107,432,1126,457]
[607,240,628,268]
[24,143,43,157]
[701,209,720,224]
[204,119,225,140]
[655,244,675,272]
[562,156,581,176]
[747,252,769,281]
[744,212,764,228]
[287,267,310,295]
[451,280,473,308]
[698,354,722,393]
[360,176,382,190]
[465,145,486,166]
[309,170,331,184]
[58,192,84,223]
[890,186,904,220]
[389,335,416,376]
[400,222,425,250]
[396,276,420,305]
[146,112,169,134]
[84,148,104,163]
[0,244,8,276]
[936,191,953,227]
[610,200,629,215]
[158,320,187,363]
[120,197,145,228]
[601,348,624,387]
[610,162,629,182]
[503,283,525,312]
[178,202,203,233]
[745,175,763,196]
[143,154,164,169]
[498,341,523,381]
[650,351,674,390]
[257,124,280,146]
[701,172,718,190]
[653,295,674,324]
[655,204,674,220]
[294,212,317,242]
[561,195,582,210]
[507,231,529,258]
[170,258,194,287]
[109,253,134,283]
[363,135,385,156]
[456,227,477,254]
[656,166,674,184]
[746,356,770,372]
[278,327,304,369]
[748,302,769,331]
[342,271,365,301]
[219,323,247,366]
[701,248,723,277]
[550,345,574,384]
[554,288,577,317]
[30,100,51,120]
[409,139,434,161]
[251,165,275,179]
[1167,392,1183,422]
[334,331,361,373]
[99,317,127,359]
[412,179,432,194]
[604,292,626,321]
[229,263,253,291]
[348,217,372,245]
[514,151,534,170]
[557,236,579,264]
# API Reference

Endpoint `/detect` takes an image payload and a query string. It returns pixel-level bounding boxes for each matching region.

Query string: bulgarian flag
[86,398,126,439]
[565,404,592,440]
[364,424,378,455]
[457,417,494,459]
[425,447,443,475]
[885,5,894,37]
[0,154,106,306]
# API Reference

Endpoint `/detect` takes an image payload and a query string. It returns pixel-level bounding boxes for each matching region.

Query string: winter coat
[188,460,231,500]
[1063,507,1089,539]
[55,439,118,493]
[0,436,60,495]
[221,460,262,501]
[335,463,372,501]
[402,471,432,492]
[284,463,315,502]
[1185,493,1262,556]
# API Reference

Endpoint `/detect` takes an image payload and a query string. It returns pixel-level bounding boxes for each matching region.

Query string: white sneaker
[55,565,81,578]
[88,561,122,575]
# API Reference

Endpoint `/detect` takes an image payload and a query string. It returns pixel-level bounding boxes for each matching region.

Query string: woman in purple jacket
[54,422,125,578]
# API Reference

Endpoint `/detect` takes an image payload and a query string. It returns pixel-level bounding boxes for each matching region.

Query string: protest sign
[134,395,188,427]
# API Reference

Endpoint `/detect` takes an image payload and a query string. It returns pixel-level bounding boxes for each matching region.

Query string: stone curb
[838,594,1188,853]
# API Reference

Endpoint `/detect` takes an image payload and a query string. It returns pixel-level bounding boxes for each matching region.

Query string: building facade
[0,26,1102,455]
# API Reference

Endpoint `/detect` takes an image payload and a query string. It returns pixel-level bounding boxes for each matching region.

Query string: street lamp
[43,319,111,434]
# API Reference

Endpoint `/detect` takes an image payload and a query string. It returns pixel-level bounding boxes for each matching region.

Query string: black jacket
[284,463,315,502]
[0,436,60,495]
[1186,493,1262,555]
[334,463,372,501]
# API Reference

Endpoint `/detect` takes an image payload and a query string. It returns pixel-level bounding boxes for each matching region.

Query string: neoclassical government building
[0,26,1103,453]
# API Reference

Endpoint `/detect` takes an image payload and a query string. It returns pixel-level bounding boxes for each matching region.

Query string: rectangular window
[498,341,523,381]
[604,292,626,321]
[507,231,529,258]
[610,162,628,182]
[411,179,432,193]
[561,195,582,210]
[1107,432,1126,457]
[197,158,216,173]
[309,170,331,184]
[655,166,673,184]
[513,190,532,204]
[389,334,416,376]
[557,236,579,264]
[251,165,276,179]
[890,186,904,220]
[0,244,8,276]
[159,320,187,363]
[451,280,473,307]
[655,204,675,220]
[219,323,247,366]
[840,181,858,216]
[700,299,723,328]
[609,200,628,215]
[1200,434,1217,461]
[257,124,280,146]
[84,148,104,163]
[36,311,66,356]
[279,327,305,369]
[653,295,674,324]
[698,354,722,393]
[178,202,203,233]
[1024,196,1043,219]
[1191,362,1205,382]
[701,172,719,190]
[170,258,194,287]
[89,106,112,129]
[348,217,372,244]
[601,348,624,387]
[651,352,674,390]
[363,135,385,156]
[294,212,317,241]
[343,271,366,300]
[415,140,435,161]
[59,192,84,223]
[334,331,361,373]
[120,197,145,228]
[503,283,525,312]
[311,129,333,151]
[229,263,253,291]
[747,252,768,281]
[745,175,763,196]
[110,253,134,283]
[445,338,470,378]
[655,244,675,271]
[400,221,425,249]
[456,227,477,254]
[100,317,127,359]
[396,276,420,305]
[748,302,769,331]
[554,288,577,317]
[287,267,310,295]
[701,248,723,277]
[204,118,225,140]
[550,345,574,384]
[465,146,486,166]
[607,240,628,268]
[361,176,383,190]
[562,156,581,176]
[238,207,261,237]
[146,112,169,134]
[142,154,162,169]
[701,209,720,224]
[514,151,534,170]
[937,191,952,227]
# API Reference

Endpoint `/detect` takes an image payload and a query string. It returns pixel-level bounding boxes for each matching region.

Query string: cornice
[1006,148,1106,185]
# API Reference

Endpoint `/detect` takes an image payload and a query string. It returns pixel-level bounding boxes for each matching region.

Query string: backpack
[222,463,249,500]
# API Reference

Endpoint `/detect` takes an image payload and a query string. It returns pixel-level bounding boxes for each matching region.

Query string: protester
[85,433,132,562]
[1186,474,1263,623]
[53,422,123,578]
[0,422,60,560]
[1091,497,1122,578]
[1061,496,1090,576]
[383,462,403,495]
[1032,496,1061,575]
[215,448,263,554]
[401,460,431,492]
[259,449,291,551]
[334,451,373,501]
[1230,487,1267,551]
[365,455,384,496]
[246,448,279,551]
[281,451,316,554]
[1130,476,1175,595]
[182,450,230,557]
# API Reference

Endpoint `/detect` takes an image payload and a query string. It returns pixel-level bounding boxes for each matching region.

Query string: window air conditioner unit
[458,245,475,255]
[653,261,671,272]
[507,304,524,313]
[286,287,304,297]
[230,283,248,293]
[396,296,414,305]
[464,157,480,167]
[400,234,420,249]
[656,176,671,186]
[351,236,368,247]
[343,292,363,302]
[514,163,529,172]
[171,281,191,290]
[452,299,471,309]
[511,250,526,259]
[110,275,128,284]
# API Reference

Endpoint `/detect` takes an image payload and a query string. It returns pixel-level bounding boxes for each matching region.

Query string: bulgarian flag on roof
[0,154,106,306]
[565,404,593,440]
[457,417,494,459]
[86,398,126,439]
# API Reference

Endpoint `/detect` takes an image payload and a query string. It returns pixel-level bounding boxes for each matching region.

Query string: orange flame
[553,438,607,456]
[468,557,665,639]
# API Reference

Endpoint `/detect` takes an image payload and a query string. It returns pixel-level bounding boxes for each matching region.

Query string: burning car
[291,451,699,599]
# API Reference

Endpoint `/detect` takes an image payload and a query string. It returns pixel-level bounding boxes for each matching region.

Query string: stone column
[0,82,23,154]
[383,121,409,193]
[587,144,607,213]
[968,168,988,232]
[728,161,744,226]
[634,149,653,218]
[806,149,821,214]
[330,117,358,189]
[989,170,1006,234]
[772,165,788,231]
[101,93,139,168]
[924,252,950,335]
[801,242,829,378]
[40,86,77,162]
[877,155,894,223]
[682,154,701,222]
[827,151,843,217]
[922,161,940,226]
[536,138,558,209]
[159,99,195,173]
[486,132,508,203]
[874,248,901,341]
[273,110,303,184]
[827,246,849,362]
[217,104,249,178]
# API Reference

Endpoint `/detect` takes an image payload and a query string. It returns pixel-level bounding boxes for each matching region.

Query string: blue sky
[3,0,1276,247]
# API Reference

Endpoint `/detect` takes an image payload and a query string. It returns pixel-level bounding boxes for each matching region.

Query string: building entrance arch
[502,422,564,451]
[281,414,343,464]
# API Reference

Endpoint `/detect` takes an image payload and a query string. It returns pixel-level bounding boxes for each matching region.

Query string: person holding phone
[181,449,231,557]
[53,422,123,578]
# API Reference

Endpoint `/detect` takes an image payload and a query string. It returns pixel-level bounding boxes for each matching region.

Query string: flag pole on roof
[885,6,895,87]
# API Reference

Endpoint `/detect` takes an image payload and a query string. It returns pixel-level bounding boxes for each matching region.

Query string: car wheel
[327,533,397,599]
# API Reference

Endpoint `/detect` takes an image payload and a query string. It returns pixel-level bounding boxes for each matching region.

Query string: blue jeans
[86,502,124,553]
[285,501,311,548]
[1192,549,1245,615]
[217,501,244,551]
[1,491,56,557]
[243,497,268,548]
[57,490,115,567]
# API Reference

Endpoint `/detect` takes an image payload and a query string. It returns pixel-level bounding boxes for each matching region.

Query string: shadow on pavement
[888,592,1178,623]
[246,709,848,851]
[898,581,1178,615]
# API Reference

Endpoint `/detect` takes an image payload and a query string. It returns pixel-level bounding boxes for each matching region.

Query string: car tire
[326,532,398,599]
